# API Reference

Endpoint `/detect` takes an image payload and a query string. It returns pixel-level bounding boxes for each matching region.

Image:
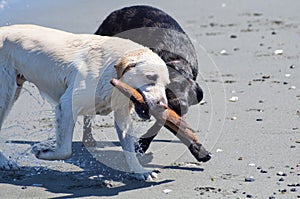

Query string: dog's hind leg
[32,90,76,160]
[0,63,19,170]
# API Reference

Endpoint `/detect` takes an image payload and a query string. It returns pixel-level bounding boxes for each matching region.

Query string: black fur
[95,5,203,116]
[135,135,156,154]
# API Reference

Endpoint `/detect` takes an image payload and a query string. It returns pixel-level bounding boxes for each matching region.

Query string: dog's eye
[120,63,136,77]
[127,63,136,68]
[146,74,158,81]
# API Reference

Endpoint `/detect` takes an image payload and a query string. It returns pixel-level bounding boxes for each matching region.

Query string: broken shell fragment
[274,49,283,55]
[220,49,228,55]
[229,96,239,102]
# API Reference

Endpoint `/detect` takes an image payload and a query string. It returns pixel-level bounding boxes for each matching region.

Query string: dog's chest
[71,64,117,116]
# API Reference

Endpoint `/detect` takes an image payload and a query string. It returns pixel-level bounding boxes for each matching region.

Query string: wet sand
[0,0,299,198]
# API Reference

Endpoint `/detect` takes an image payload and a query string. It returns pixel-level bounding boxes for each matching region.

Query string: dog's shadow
[0,140,204,198]
[0,139,204,198]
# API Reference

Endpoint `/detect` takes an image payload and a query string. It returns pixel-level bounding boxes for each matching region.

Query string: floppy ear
[114,57,136,79]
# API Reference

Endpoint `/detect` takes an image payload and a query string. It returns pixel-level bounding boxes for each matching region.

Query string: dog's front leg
[114,109,158,181]
[32,94,76,160]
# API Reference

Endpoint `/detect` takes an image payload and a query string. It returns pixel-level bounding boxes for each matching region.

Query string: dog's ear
[115,49,149,79]
[114,57,136,79]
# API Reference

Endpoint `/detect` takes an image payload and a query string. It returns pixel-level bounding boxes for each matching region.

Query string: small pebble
[262,75,271,79]
[288,183,300,187]
[163,189,172,194]
[285,73,291,77]
[274,49,283,55]
[269,196,275,199]
[278,177,285,182]
[290,65,295,69]
[216,148,223,153]
[230,35,237,39]
[238,157,243,160]
[220,49,228,55]
[248,163,256,167]
[231,116,237,120]
[277,172,287,176]
[245,176,255,182]
[260,170,268,173]
[246,194,254,198]
[290,188,297,192]
[279,189,287,193]
[229,96,239,102]
[256,118,263,122]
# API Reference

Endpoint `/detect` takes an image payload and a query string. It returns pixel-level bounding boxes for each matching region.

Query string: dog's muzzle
[135,87,167,120]
[135,88,151,120]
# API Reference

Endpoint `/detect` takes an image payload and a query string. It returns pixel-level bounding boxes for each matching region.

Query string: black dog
[95,5,203,115]
[85,5,204,153]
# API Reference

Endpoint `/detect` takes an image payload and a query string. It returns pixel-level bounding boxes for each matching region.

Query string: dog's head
[115,49,170,119]
[165,60,203,116]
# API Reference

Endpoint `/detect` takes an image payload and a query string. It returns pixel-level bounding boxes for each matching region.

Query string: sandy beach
[0,0,299,198]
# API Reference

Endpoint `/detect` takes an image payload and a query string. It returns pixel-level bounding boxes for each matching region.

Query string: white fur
[0,24,169,180]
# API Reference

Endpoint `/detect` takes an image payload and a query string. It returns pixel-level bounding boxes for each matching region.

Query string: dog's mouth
[134,88,168,120]
[135,88,151,120]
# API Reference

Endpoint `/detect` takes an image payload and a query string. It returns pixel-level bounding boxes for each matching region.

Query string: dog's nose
[188,81,203,106]
[195,84,204,103]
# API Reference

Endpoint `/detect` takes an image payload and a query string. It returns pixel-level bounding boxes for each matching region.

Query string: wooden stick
[110,78,211,162]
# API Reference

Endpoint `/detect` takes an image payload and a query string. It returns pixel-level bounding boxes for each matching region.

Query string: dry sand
[0,0,299,198]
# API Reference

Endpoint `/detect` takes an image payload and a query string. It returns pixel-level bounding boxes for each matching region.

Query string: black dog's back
[95,5,198,81]
[95,5,185,36]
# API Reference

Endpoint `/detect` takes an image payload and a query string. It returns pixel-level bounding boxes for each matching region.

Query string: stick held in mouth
[110,78,211,162]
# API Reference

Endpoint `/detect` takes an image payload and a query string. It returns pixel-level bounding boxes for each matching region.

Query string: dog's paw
[31,141,59,160]
[132,170,159,181]
[31,141,71,160]
[0,153,19,170]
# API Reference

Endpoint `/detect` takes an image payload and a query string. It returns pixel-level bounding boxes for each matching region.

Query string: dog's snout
[188,81,203,106]
[168,98,188,116]
[179,101,188,115]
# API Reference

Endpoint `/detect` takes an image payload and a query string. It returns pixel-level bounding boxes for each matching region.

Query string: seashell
[274,49,283,55]
[229,96,239,102]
